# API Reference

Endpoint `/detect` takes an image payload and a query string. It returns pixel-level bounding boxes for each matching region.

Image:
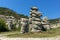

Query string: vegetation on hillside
[0,7,60,23]
[0,7,60,38]
[49,18,60,24]
[0,7,28,19]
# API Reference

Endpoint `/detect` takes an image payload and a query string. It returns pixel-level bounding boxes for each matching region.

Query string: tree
[0,18,8,32]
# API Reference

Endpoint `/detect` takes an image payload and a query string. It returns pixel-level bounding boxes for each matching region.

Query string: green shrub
[0,19,9,32]
[11,23,21,31]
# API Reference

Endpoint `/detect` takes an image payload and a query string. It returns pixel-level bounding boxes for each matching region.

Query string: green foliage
[15,26,21,31]
[0,7,28,19]
[10,23,21,31]
[0,19,9,32]
[49,18,60,24]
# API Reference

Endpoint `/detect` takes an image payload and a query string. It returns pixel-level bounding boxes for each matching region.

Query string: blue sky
[0,0,60,19]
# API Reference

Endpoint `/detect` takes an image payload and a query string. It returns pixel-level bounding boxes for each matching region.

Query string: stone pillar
[20,18,28,33]
[42,16,50,30]
[29,7,42,32]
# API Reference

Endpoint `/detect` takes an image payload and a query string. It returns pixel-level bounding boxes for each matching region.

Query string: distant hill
[0,7,60,24]
[49,18,60,24]
[0,7,28,19]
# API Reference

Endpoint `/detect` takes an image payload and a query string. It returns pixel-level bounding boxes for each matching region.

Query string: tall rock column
[20,18,28,33]
[29,7,42,32]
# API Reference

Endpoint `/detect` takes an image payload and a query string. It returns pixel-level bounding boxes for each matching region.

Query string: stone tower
[29,7,42,32]
[20,7,50,33]
[42,16,50,30]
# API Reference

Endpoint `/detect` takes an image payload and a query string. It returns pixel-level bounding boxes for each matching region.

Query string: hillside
[0,7,28,19]
[49,18,60,24]
[0,7,60,23]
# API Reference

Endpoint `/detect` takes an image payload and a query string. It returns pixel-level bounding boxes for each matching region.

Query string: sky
[0,0,60,19]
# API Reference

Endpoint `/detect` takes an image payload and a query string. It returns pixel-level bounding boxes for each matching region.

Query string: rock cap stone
[31,7,38,10]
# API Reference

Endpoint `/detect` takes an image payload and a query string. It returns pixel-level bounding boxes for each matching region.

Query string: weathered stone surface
[42,17,50,30]
[20,18,28,33]
[30,12,42,18]
[29,24,33,32]
[42,24,50,30]
[29,7,42,32]
[30,7,42,18]
[42,16,48,23]
[5,16,16,30]
[32,18,41,21]
[31,29,41,32]
[31,7,38,10]
[20,7,50,33]
[32,21,41,25]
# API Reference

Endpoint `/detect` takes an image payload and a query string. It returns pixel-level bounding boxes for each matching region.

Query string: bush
[0,18,9,32]
[10,23,21,31]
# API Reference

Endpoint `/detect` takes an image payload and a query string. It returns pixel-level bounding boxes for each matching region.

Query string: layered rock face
[29,7,42,32]
[20,7,50,33]
[20,18,28,33]
[41,17,50,30]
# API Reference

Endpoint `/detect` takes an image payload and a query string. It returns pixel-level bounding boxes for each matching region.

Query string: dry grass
[6,27,60,38]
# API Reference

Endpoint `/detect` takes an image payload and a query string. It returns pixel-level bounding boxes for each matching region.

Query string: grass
[0,27,60,38]
[5,27,60,38]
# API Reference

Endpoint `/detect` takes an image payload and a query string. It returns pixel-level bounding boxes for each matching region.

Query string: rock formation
[20,7,50,33]
[29,7,42,32]
[20,18,28,33]
[41,16,50,30]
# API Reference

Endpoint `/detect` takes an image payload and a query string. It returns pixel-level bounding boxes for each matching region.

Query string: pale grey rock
[20,7,50,33]
[42,24,50,30]
[20,18,28,33]
[33,18,41,21]
[42,17,50,30]
[32,21,41,25]
[31,6,38,10]
[29,7,42,32]
[42,16,48,23]
[29,24,33,32]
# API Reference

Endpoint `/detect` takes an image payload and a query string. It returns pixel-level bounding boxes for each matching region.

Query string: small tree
[0,18,8,32]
